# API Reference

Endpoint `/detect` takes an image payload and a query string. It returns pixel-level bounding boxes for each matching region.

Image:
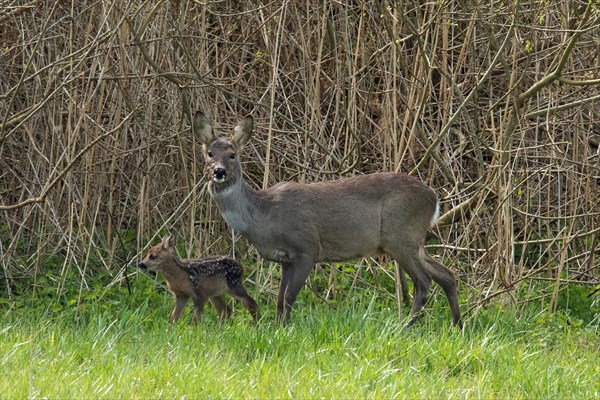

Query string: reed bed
[1,1,599,316]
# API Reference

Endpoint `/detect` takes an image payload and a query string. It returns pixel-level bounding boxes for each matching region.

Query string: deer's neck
[160,257,189,283]
[209,179,261,235]
[159,257,195,297]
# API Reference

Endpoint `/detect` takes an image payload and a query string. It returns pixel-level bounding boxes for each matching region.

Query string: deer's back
[184,256,244,295]
[253,172,439,262]
[266,172,435,204]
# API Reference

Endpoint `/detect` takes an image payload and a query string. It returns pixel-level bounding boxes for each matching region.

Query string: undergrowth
[0,271,598,399]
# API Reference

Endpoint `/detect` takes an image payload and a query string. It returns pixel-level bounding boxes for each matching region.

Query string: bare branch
[0,112,135,211]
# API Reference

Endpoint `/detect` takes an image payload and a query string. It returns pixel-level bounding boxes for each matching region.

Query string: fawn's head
[194,112,253,193]
[138,234,177,272]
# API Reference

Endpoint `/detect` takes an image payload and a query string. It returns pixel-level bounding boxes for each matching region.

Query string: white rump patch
[430,200,440,226]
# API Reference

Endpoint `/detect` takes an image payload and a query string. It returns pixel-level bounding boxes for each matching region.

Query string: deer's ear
[193,112,215,144]
[162,234,175,249]
[232,115,253,148]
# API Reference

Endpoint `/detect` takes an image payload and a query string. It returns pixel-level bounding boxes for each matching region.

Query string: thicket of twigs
[1,1,599,313]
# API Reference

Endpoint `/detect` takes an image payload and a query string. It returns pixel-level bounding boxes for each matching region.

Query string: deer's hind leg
[209,295,231,319]
[230,284,260,321]
[385,244,432,328]
[191,295,209,325]
[424,254,462,328]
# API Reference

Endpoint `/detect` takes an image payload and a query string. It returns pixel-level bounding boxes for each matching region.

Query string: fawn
[138,234,260,324]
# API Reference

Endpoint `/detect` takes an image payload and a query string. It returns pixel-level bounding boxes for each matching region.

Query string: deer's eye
[229,153,236,160]
[149,254,158,260]
[207,151,213,158]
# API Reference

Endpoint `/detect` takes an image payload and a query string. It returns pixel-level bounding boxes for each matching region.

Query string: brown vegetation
[1,1,599,315]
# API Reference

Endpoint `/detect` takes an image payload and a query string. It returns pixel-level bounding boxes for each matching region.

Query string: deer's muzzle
[213,168,227,183]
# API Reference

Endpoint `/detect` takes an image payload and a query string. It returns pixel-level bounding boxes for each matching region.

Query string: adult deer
[195,112,462,328]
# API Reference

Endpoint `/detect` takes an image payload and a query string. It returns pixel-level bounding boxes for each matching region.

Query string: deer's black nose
[138,263,147,270]
[214,168,227,180]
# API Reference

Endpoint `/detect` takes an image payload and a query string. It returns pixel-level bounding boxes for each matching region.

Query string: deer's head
[139,234,176,272]
[195,112,253,193]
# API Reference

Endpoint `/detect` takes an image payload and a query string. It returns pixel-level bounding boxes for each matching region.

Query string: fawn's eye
[207,151,213,158]
[229,153,236,160]
[149,254,158,260]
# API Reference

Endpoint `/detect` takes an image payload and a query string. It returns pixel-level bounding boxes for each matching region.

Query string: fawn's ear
[232,115,253,149]
[162,234,175,249]
[193,112,215,144]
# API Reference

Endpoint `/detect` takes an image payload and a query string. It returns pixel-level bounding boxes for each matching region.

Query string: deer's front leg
[170,295,189,324]
[277,258,313,323]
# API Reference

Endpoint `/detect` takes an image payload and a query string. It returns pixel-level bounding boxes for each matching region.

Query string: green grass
[1,284,598,399]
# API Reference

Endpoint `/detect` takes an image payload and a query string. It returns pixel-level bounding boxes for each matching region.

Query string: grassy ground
[1,281,598,399]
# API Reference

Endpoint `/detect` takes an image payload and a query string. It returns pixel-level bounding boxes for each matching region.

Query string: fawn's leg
[191,295,209,325]
[170,295,189,324]
[230,284,260,320]
[209,295,231,319]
